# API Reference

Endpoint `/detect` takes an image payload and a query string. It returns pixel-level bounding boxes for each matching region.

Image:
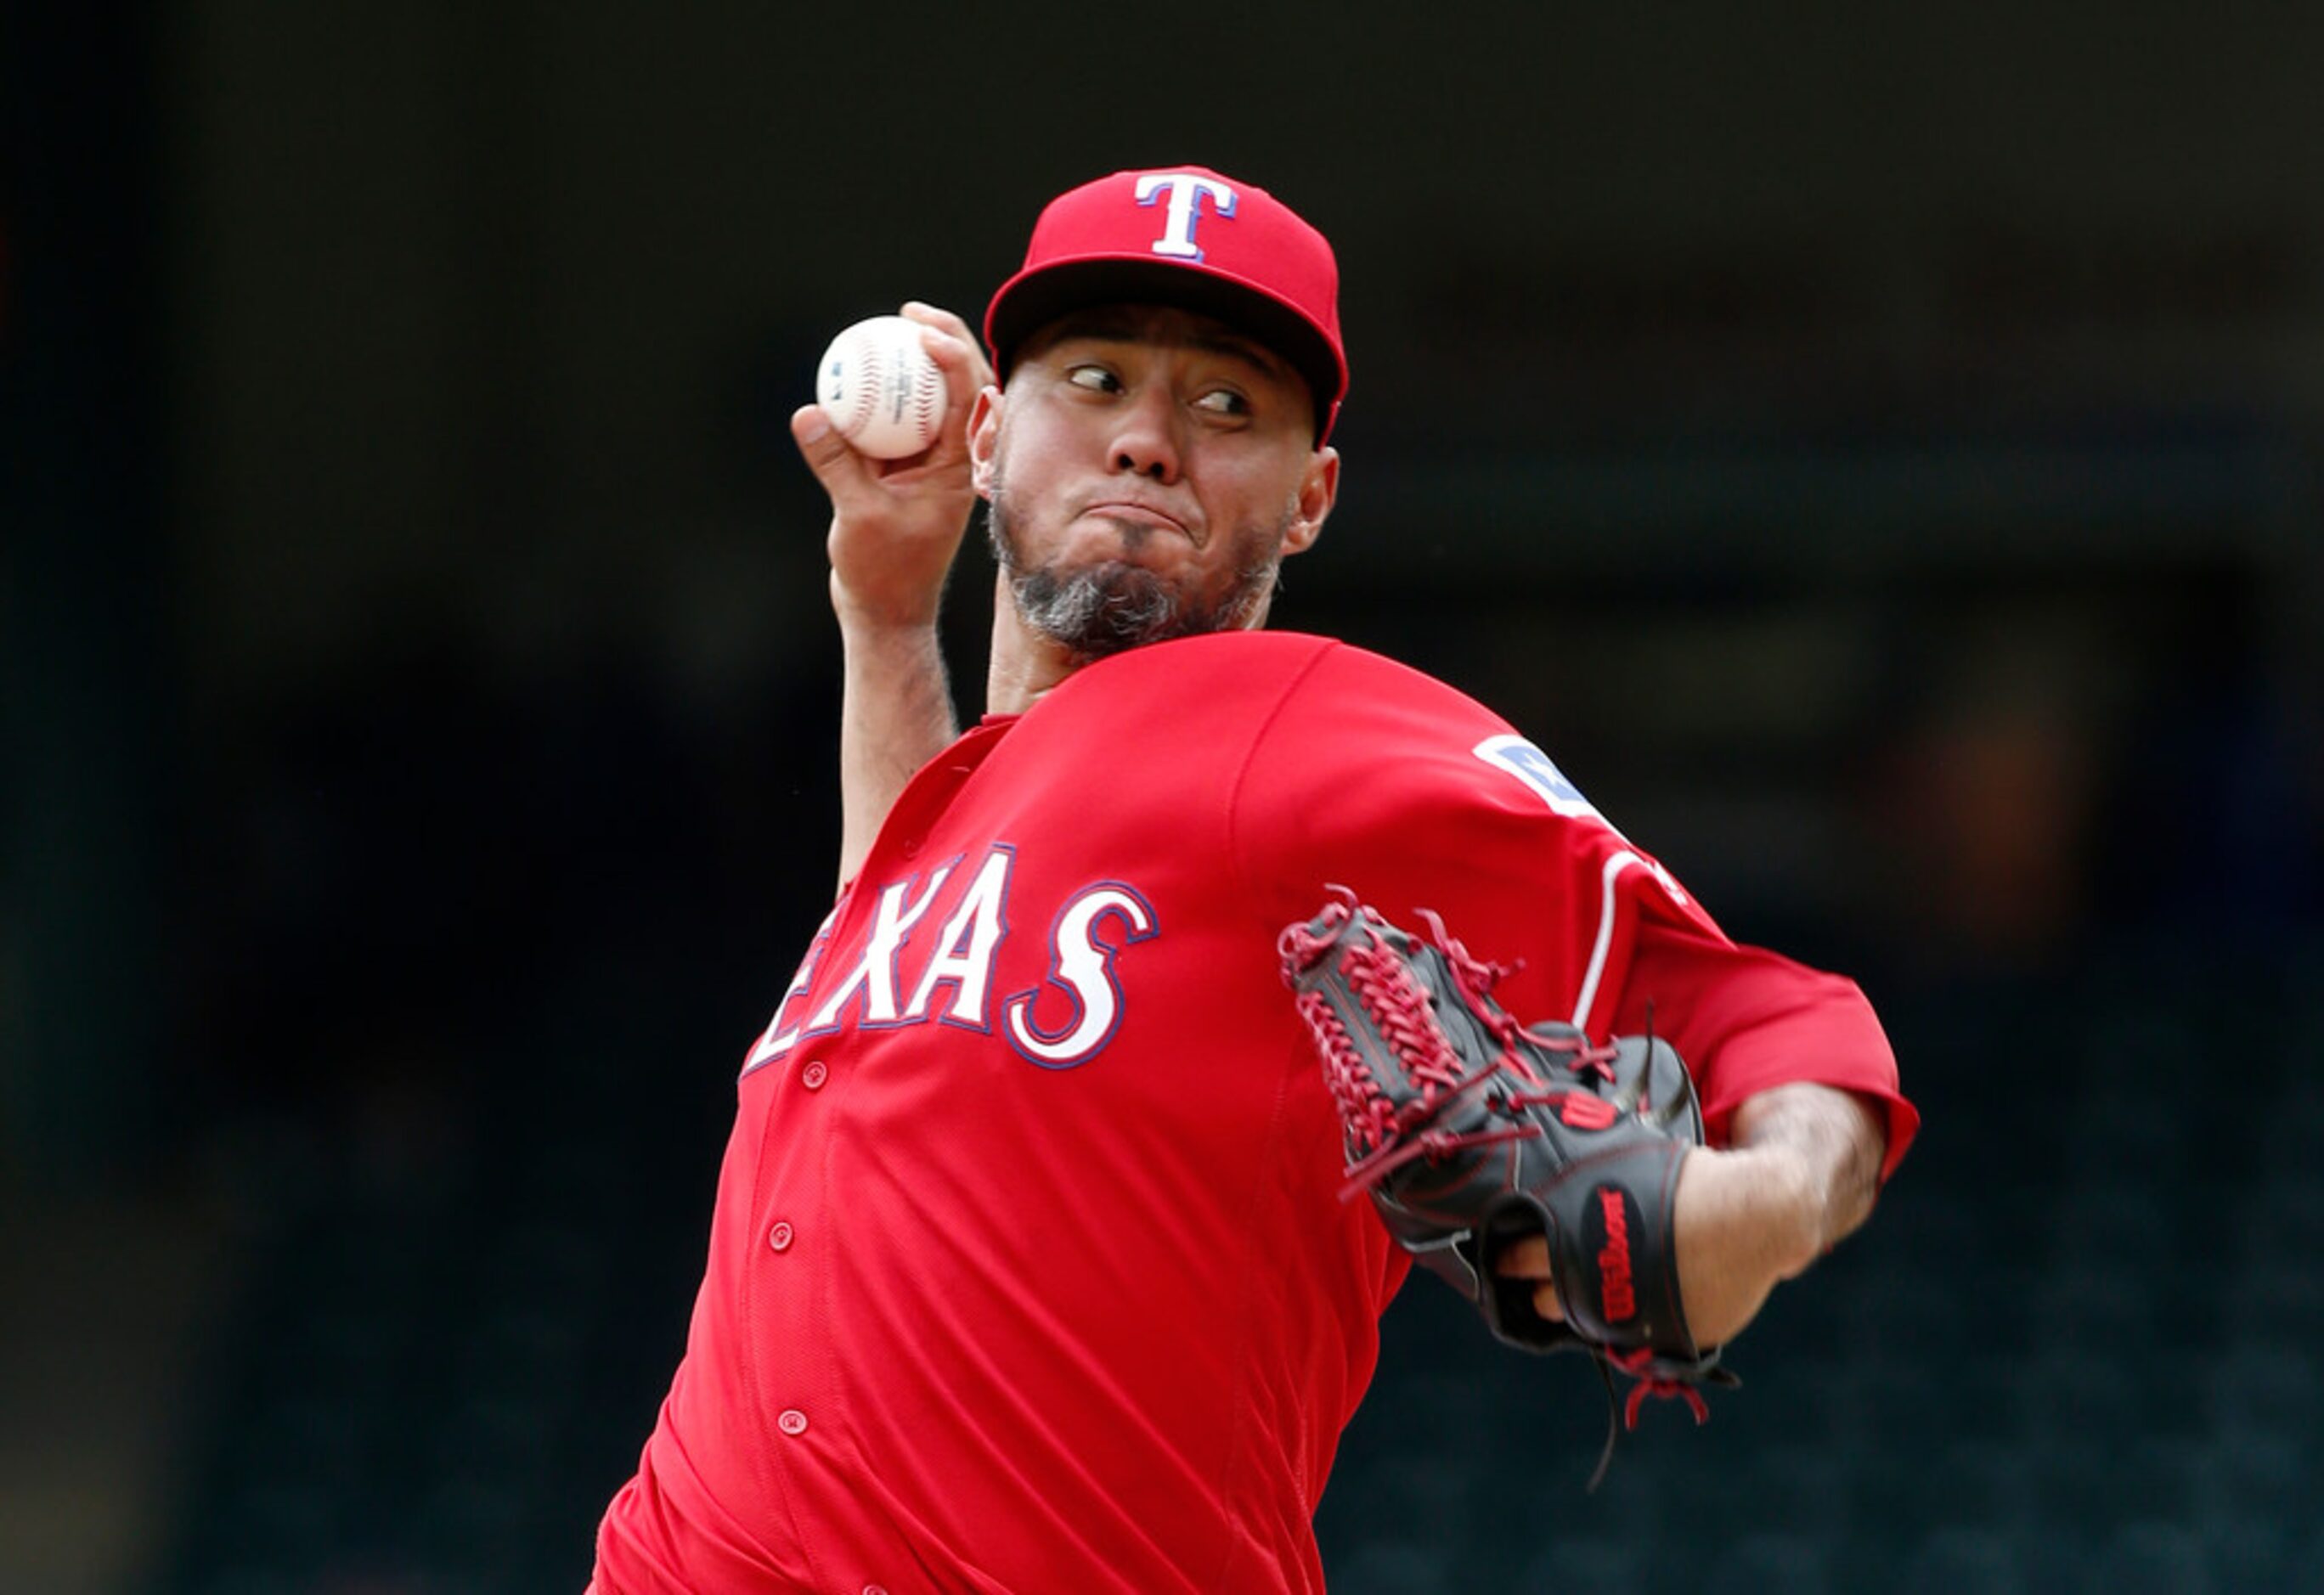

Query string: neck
[984,569,1083,717]
[981,572,1286,718]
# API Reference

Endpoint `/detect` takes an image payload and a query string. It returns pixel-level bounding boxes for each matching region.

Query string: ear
[967,386,1003,499]
[1279,445,1340,558]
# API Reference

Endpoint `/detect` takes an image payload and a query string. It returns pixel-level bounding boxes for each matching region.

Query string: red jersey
[594,631,1915,1594]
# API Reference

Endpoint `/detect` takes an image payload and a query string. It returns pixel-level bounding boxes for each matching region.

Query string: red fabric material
[1613,920,1917,1181]
[594,631,1915,1592]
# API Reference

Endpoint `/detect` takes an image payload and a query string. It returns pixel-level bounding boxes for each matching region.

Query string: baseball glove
[1278,888,1736,1482]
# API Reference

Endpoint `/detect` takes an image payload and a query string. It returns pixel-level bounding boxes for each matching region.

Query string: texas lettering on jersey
[741,844,1157,1078]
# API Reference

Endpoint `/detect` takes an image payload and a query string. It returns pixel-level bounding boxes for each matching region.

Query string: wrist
[832,572,944,637]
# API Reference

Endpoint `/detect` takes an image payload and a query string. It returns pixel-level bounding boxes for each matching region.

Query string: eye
[1065,364,1121,394]
[1193,387,1251,418]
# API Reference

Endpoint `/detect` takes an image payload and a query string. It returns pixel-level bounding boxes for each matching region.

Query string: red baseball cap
[984,166,1347,443]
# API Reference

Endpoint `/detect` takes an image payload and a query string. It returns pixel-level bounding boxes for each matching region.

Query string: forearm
[1673,1082,1885,1346]
[835,600,958,889]
[792,303,992,891]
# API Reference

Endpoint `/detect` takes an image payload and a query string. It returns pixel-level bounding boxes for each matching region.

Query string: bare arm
[832,613,958,887]
[1667,1081,1887,1346]
[787,303,993,888]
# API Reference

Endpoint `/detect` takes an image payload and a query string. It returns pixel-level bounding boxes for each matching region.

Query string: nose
[1107,382,1182,484]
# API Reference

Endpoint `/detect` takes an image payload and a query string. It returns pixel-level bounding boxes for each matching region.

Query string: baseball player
[589,166,1916,1594]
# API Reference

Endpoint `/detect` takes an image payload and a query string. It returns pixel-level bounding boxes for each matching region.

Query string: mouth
[1080,499,1195,544]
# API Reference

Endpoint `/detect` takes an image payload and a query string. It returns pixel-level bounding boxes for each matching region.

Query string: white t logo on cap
[1134,173,1237,262]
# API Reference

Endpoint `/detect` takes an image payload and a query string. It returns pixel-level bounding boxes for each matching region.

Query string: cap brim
[987,256,1343,443]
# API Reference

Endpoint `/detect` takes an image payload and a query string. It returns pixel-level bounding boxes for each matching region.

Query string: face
[968,304,1339,662]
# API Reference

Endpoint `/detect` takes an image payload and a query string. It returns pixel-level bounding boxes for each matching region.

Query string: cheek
[1204,461,1296,533]
[992,412,1080,495]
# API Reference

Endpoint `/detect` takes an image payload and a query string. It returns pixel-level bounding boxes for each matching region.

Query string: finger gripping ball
[815,315,945,459]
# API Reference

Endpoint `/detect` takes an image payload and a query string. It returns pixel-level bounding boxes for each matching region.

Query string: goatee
[987,496,1284,662]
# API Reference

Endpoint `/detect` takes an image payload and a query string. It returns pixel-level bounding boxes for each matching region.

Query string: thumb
[790,403,875,506]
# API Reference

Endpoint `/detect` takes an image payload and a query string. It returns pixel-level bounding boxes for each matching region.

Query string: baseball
[815,314,945,459]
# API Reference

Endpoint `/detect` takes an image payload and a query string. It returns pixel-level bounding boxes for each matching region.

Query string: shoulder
[1070,629,1342,694]
[1218,634,1582,830]
[1055,629,1475,696]
[1228,634,1519,771]
[1024,630,1521,795]
[1083,630,1498,723]
[1033,629,1481,732]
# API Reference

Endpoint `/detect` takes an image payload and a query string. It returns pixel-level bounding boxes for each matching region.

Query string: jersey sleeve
[1612,916,1917,1181]
[1231,640,1913,1176]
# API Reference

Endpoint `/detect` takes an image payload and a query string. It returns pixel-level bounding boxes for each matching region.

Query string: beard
[987,493,1289,663]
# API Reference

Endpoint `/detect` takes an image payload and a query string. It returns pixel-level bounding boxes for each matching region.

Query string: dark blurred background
[4,2,2321,1591]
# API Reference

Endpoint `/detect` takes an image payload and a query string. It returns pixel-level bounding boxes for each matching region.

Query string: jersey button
[864,1586,889,1595]
[768,1221,794,1252]
[777,1408,809,1436]
[800,1060,828,1091]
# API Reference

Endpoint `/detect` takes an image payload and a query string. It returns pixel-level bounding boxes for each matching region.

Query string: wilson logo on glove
[1595,1187,1638,1322]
